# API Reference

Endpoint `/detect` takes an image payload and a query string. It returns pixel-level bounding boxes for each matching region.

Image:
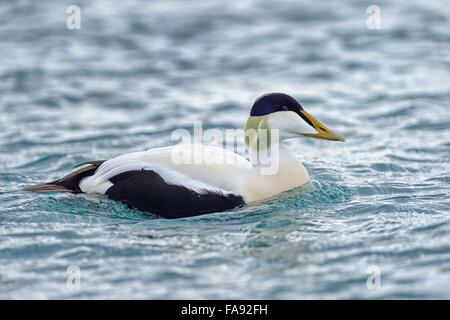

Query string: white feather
[267,111,318,139]
[79,146,242,195]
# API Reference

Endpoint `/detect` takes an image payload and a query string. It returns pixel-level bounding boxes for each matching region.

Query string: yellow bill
[301,110,346,142]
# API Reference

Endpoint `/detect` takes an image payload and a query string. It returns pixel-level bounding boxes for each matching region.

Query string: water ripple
[1,0,450,299]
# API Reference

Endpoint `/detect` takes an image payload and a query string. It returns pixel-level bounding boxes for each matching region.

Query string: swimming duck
[25,93,345,218]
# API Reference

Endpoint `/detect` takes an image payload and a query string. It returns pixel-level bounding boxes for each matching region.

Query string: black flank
[105,170,245,219]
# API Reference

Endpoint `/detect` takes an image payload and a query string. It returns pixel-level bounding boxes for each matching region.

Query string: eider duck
[25,93,345,218]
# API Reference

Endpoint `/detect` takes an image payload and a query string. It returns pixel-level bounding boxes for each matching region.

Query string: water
[1,0,450,299]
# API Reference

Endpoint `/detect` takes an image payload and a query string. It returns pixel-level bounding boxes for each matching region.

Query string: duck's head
[245,93,345,144]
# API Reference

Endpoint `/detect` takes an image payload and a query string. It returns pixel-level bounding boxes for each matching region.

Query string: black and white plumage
[105,170,244,218]
[25,148,247,219]
[25,93,345,218]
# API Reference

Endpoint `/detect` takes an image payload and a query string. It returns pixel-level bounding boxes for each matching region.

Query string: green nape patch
[244,115,275,150]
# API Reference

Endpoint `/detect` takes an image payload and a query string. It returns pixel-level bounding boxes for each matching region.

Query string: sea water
[0,0,449,299]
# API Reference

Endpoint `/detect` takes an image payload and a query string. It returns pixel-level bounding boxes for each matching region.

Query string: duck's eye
[280,106,289,111]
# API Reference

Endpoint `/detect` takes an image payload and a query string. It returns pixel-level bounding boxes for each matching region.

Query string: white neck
[242,142,311,203]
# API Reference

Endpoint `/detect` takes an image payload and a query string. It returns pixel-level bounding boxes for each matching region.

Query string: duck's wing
[77,144,250,217]
[80,144,252,195]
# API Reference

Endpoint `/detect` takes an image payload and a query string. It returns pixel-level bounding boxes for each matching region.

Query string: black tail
[24,160,105,193]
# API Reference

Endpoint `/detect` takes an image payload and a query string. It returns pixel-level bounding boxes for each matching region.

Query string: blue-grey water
[1,0,450,299]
